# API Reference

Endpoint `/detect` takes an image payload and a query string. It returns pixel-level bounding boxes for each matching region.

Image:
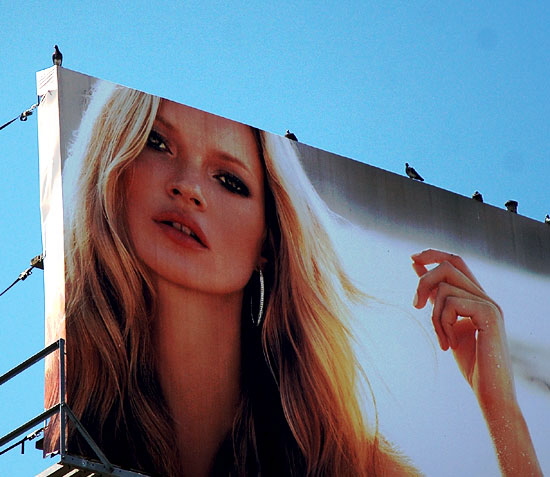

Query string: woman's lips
[154,213,208,249]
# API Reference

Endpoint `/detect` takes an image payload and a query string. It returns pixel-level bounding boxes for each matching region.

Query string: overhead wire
[0,94,48,298]
[0,254,44,298]
[0,94,46,131]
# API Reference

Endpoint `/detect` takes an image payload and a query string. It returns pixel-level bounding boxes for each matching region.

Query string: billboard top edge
[37,66,550,232]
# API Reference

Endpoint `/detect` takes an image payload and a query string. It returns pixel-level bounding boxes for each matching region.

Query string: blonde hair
[52,84,415,475]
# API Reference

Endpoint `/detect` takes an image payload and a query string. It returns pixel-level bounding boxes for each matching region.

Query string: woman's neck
[153,280,243,477]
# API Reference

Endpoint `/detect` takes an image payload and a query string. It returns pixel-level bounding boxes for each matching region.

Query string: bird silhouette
[284,130,298,141]
[52,45,63,66]
[505,200,518,213]
[405,163,424,181]
[472,191,483,202]
[544,214,550,225]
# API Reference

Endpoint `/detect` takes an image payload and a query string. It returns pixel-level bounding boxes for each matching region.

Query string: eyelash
[146,130,172,153]
[214,173,250,197]
[147,130,250,197]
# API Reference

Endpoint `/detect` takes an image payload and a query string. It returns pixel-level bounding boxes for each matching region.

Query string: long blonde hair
[54,83,413,475]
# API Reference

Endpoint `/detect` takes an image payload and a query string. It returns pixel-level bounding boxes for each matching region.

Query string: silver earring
[251,269,265,327]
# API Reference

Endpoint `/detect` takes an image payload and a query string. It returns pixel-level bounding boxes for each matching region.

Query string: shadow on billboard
[36,67,549,476]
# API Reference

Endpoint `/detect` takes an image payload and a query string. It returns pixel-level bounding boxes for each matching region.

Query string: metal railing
[0,340,63,456]
[0,339,149,476]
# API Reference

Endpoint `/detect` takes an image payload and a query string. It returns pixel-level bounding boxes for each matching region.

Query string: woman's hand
[411,249,514,405]
[411,249,542,476]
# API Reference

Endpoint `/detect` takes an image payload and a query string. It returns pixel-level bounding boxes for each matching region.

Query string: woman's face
[124,99,266,296]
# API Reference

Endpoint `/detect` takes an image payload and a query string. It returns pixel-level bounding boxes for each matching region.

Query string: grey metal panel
[297,141,550,276]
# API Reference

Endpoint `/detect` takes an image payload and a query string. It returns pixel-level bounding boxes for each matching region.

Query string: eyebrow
[153,112,257,177]
[216,152,255,177]
[153,113,176,132]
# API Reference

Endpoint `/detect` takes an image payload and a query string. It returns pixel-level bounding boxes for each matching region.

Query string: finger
[431,303,448,350]
[413,260,485,310]
[438,295,495,350]
[411,260,427,277]
[436,297,472,351]
[440,297,463,349]
[411,249,483,289]
[432,282,478,334]
[412,261,437,305]
[431,282,469,349]
[431,282,489,350]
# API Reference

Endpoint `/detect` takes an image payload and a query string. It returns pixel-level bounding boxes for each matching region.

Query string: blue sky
[1,1,549,475]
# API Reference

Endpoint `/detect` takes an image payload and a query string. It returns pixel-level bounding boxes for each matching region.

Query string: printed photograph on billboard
[37,67,548,476]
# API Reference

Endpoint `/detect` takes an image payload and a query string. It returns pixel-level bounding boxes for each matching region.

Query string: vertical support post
[58,338,66,457]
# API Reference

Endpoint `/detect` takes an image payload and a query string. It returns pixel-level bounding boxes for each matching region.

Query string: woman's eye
[215,173,250,197]
[146,130,171,153]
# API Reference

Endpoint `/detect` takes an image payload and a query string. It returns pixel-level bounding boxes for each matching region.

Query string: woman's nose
[168,175,207,210]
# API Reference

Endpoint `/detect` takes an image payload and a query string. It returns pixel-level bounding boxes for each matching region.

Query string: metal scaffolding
[0,339,150,477]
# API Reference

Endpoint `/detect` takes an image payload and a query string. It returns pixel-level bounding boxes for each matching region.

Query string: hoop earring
[251,269,265,327]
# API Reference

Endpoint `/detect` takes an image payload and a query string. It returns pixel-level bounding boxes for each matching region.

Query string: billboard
[37,67,548,476]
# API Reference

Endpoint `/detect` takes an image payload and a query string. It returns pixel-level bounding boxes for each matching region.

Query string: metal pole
[58,338,66,457]
[0,340,60,385]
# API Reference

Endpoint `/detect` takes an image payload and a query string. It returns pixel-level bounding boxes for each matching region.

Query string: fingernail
[412,292,419,307]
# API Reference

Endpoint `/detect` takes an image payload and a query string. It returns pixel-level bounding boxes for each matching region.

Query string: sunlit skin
[121,99,541,476]
[124,99,267,296]
[123,100,267,477]
[412,249,542,476]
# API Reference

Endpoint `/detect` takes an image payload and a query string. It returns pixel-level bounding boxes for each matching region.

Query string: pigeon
[405,163,424,181]
[284,130,298,141]
[505,200,518,213]
[52,45,63,66]
[472,191,483,202]
[545,214,550,225]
